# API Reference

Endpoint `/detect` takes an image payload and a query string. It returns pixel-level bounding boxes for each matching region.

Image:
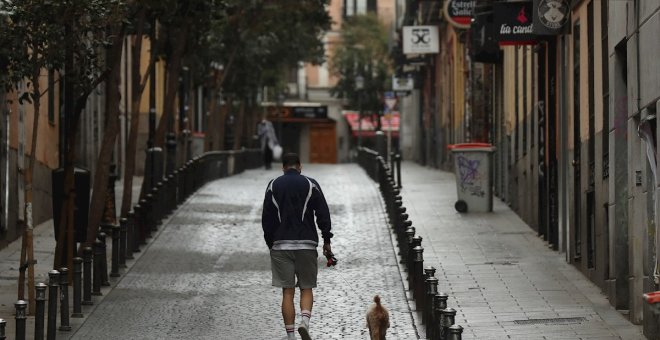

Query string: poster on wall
[443,0,476,29]
[402,26,439,54]
[533,0,571,35]
[493,1,536,46]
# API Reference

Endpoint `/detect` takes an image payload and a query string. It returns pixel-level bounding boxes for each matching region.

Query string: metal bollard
[46,270,59,340]
[97,232,110,286]
[424,266,436,280]
[150,186,160,227]
[447,325,463,340]
[144,194,154,236]
[434,292,449,340]
[72,257,83,317]
[161,178,169,215]
[110,225,120,277]
[440,308,456,340]
[126,211,136,259]
[82,247,93,304]
[14,300,27,340]
[423,267,437,325]
[156,181,164,221]
[395,153,402,188]
[137,200,148,243]
[412,245,425,311]
[59,267,71,331]
[405,227,415,282]
[0,318,5,340]
[178,166,186,203]
[408,235,422,290]
[92,240,103,296]
[169,173,177,210]
[119,218,128,267]
[35,283,47,340]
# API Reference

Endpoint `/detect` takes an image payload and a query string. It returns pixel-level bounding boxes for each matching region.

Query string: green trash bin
[449,143,495,213]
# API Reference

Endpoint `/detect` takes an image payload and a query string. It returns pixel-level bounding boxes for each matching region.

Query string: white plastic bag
[272,144,283,160]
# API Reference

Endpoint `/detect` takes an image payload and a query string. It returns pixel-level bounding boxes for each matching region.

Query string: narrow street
[69,164,418,339]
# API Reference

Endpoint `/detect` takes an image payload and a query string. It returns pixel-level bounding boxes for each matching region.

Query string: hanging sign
[443,0,476,29]
[533,0,570,35]
[494,1,536,46]
[471,10,502,63]
[402,26,439,54]
[392,76,414,91]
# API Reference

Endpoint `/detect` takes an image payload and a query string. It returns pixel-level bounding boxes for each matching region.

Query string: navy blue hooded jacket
[262,169,332,250]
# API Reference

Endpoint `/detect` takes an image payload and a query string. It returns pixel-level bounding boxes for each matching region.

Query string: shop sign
[392,76,414,91]
[443,0,476,29]
[494,1,536,46]
[533,0,570,35]
[402,26,439,54]
[291,106,327,119]
[471,11,502,63]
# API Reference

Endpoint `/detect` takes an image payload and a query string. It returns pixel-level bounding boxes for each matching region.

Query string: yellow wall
[9,70,60,170]
[570,0,605,143]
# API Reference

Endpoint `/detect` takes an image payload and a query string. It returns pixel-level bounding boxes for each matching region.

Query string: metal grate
[513,317,587,325]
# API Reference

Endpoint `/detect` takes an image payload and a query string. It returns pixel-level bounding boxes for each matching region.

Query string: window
[343,0,376,17]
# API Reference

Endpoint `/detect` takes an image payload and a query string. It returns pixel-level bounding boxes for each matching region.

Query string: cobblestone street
[70,164,418,340]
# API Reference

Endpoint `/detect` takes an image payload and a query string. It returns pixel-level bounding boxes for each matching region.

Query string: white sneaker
[297,323,311,340]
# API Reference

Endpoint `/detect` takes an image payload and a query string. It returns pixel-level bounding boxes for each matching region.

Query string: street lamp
[355,75,364,148]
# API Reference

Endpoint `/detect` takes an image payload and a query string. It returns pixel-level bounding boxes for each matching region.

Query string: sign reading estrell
[494,1,535,46]
[443,0,476,29]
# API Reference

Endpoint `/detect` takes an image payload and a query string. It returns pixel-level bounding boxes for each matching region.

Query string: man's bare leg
[298,288,314,340]
[282,288,296,323]
[300,288,313,313]
[282,288,296,339]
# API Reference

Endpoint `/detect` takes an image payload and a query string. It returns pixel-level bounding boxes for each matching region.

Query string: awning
[342,110,400,138]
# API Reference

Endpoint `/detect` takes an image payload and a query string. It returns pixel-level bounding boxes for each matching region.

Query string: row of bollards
[357,147,465,340]
[6,150,263,340]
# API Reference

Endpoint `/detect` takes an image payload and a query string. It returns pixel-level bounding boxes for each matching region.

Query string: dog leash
[324,251,373,305]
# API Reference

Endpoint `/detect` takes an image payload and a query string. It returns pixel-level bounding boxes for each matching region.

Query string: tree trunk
[85,27,126,245]
[121,8,150,218]
[153,28,188,148]
[18,66,41,314]
[54,71,113,270]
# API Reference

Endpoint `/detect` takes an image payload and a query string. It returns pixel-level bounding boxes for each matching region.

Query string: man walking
[257,117,279,169]
[262,153,333,340]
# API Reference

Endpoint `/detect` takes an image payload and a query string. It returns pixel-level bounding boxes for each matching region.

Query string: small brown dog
[366,295,390,340]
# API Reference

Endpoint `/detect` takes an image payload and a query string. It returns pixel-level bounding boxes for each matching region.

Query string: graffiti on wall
[457,154,485,197]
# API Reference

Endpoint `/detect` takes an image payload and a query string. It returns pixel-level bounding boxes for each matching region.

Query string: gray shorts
[270,249,318,289]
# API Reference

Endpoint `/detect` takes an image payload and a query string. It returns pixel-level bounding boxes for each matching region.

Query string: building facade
[397,0,660,337]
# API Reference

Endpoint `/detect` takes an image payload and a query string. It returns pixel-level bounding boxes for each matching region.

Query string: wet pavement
[0,161,649,339]
[69,164,418,339]
[399,161,644,340]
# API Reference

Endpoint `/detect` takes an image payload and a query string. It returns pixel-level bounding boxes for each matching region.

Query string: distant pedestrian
[262,153,333,340]
[257,117,280,169]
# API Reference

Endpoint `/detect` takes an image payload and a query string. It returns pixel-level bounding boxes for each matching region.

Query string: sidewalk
[0,177,142,339]
[399,161,644,339]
